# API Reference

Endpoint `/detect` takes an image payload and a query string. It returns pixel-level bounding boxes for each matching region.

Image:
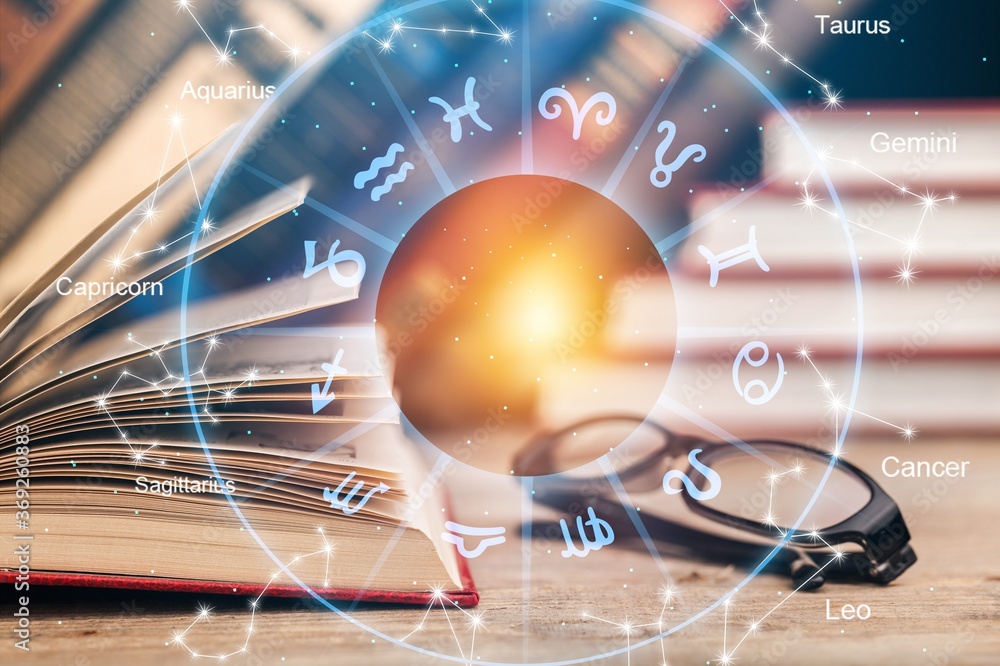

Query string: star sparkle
[363,0,513,53]
[793,153,959,286]
[177,0,309,65]
[798,346,919,442]
[169,530,337,660]
[719,1,841,107]
[93,332,259,464]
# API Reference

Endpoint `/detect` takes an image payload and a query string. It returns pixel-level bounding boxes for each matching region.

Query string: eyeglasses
[513,415,917,588]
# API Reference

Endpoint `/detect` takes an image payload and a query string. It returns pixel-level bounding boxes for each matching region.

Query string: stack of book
[543,105,1000,440]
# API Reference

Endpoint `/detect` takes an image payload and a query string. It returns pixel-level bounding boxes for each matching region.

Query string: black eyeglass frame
[513,415,917,586]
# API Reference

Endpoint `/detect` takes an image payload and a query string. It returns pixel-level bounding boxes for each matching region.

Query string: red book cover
[0,557,480,607]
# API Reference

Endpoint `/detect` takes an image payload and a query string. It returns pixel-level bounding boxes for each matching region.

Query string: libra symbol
[441,521,507,558]
[429,76,492,143]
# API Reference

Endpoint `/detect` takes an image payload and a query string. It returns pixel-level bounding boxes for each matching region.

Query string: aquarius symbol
[733,341,784,405]
[697,225,769,287]
[310,348,346,414]
[441,521,507,558]
[649,120,707,188]
[662,449,722,501]
[354,143,414,201]
[560,506,615,558]
[303,239,366,287]
[323,471,389,515]
[429,76,493,143]
[538,88,617,140]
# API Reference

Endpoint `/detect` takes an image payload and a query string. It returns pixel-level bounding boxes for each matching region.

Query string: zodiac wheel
[179,1,863,663]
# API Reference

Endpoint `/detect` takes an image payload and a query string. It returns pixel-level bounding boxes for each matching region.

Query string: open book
[0,129,476,606]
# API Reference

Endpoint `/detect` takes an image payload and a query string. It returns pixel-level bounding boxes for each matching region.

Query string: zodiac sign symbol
[560,506,615,558]
[303,239,366,287]
[649,120,707,188]
[441,521,507,558]
[354,142,414,201]
[733,341,784,405]
[429,76,493,143]
[323,471,389,515]
[662,449,722,501]
[311,348,346,414]
[538,88,617,140]
[697,225,769,287]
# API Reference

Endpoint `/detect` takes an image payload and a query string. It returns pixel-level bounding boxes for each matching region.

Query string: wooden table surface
[4,437,999,665]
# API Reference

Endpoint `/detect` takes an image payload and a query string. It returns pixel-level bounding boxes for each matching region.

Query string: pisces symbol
[560,506,615,558]
[441,522,507,559]
[429,76,493,143]
[538,88,617,140]
[302,239,366,287]
[662,449,722,501]
[649,120,707,189]
[323,471,389,515]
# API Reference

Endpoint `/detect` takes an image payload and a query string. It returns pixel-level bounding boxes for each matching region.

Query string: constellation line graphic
[168,527,337,660]
[795,151,958,287]
[363,0,513,53]
[94,333,259,465]
[797,346,917,446]
[175,0,309,65]
[718,0,842,109]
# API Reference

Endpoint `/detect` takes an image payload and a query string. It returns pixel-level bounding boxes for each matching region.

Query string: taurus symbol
[538,88,617,140]
[649,120,706,189]
[323,472,389,515]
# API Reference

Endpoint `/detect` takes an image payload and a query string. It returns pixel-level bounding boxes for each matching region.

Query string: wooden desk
[5,437,999,665]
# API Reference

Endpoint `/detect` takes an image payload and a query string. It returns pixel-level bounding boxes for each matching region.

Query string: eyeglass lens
[698,444,872,533]
[544,418,670,478]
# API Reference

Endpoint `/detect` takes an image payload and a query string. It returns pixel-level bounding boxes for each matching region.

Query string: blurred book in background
[540,103,1000,439]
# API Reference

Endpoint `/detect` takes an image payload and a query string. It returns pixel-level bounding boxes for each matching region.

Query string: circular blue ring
[179,1,863,663]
